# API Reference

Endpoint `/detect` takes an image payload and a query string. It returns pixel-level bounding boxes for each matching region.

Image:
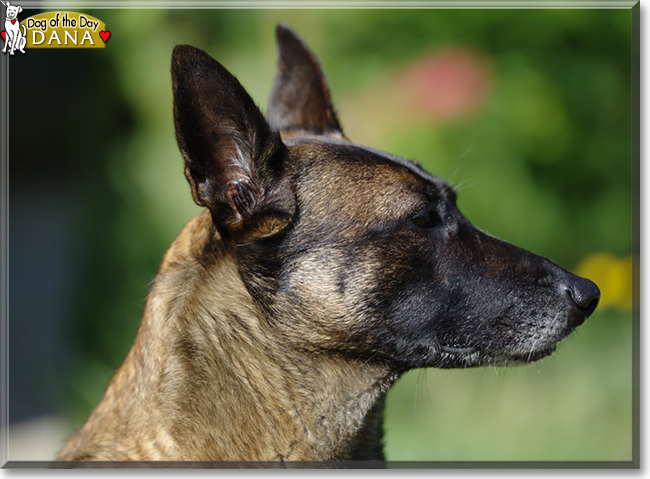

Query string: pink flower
[399,47,491,122]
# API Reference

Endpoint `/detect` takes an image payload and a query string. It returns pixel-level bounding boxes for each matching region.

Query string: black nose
[566,276,600,319]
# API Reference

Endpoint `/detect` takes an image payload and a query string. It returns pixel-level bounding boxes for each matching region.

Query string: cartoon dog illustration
[2,1,26,55]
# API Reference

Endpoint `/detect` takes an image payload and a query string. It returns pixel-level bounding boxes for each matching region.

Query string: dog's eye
[412,211,441,229]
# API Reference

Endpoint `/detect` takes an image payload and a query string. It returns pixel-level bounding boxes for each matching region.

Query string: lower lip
[497,347,557,365]
[440,345,477,354]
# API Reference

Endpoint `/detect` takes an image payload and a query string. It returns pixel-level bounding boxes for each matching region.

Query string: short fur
[58,24,600,462]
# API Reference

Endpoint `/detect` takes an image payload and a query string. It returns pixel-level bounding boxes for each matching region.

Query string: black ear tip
[172,44,211,64]
[276,22,292,35]
[171,44,225,83]
[275,23,303,46]
[173,44,196,59]
[172,45,197,72]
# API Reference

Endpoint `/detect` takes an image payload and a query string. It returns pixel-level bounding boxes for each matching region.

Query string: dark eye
[412,211,441,229]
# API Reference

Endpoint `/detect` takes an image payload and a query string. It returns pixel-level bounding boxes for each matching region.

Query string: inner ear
[267,23,345,138]
[172,44,295,236]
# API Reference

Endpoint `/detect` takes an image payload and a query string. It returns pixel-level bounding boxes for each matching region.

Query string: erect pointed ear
[266,23,344,138]
[172,45,294,238]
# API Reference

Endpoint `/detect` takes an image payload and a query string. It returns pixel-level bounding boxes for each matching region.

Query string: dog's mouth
[487,344,558,366]
[437,342,557,368]
[437,344,480,366]
[440,344,478,355]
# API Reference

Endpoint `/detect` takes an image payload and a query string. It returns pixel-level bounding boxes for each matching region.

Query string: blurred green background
[8,7,633,462]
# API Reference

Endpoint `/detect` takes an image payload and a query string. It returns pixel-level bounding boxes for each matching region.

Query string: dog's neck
[67,211,395,461]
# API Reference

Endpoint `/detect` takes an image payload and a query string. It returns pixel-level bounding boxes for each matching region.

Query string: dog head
[5,3,22,20]
[171,24,599,372]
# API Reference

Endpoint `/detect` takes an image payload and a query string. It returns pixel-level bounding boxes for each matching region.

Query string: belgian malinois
[57,24,600,463]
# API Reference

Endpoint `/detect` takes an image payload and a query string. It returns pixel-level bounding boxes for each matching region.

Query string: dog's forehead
[286,137,449,194]
[285,137,451,221]
[355,143,445,188]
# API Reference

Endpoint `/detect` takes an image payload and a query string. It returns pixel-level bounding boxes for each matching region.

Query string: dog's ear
[172,45,294,239]
[267,23,344,138]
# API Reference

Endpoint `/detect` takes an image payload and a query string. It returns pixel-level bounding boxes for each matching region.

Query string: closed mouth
[438,343,557,367]
[438,344,481,365]
[493,345,558,365]
[440,344,478,355]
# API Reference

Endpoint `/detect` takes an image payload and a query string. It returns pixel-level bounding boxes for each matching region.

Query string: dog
[57,24,600,463]
[2,1,25,55]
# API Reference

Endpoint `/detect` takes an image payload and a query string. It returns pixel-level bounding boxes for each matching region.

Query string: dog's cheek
[345,235,450,365]
[281,248,374,341]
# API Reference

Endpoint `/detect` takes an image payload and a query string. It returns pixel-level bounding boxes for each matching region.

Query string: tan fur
[58,210,396,461]
[57,27,599,462]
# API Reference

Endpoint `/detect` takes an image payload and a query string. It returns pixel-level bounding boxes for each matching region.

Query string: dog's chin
[429,343,558,369]
[487,345,558,367]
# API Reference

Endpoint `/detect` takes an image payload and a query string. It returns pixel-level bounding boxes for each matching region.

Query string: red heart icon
[99,31,110,43]
[0,31,5,41]
[11,20,16,24]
